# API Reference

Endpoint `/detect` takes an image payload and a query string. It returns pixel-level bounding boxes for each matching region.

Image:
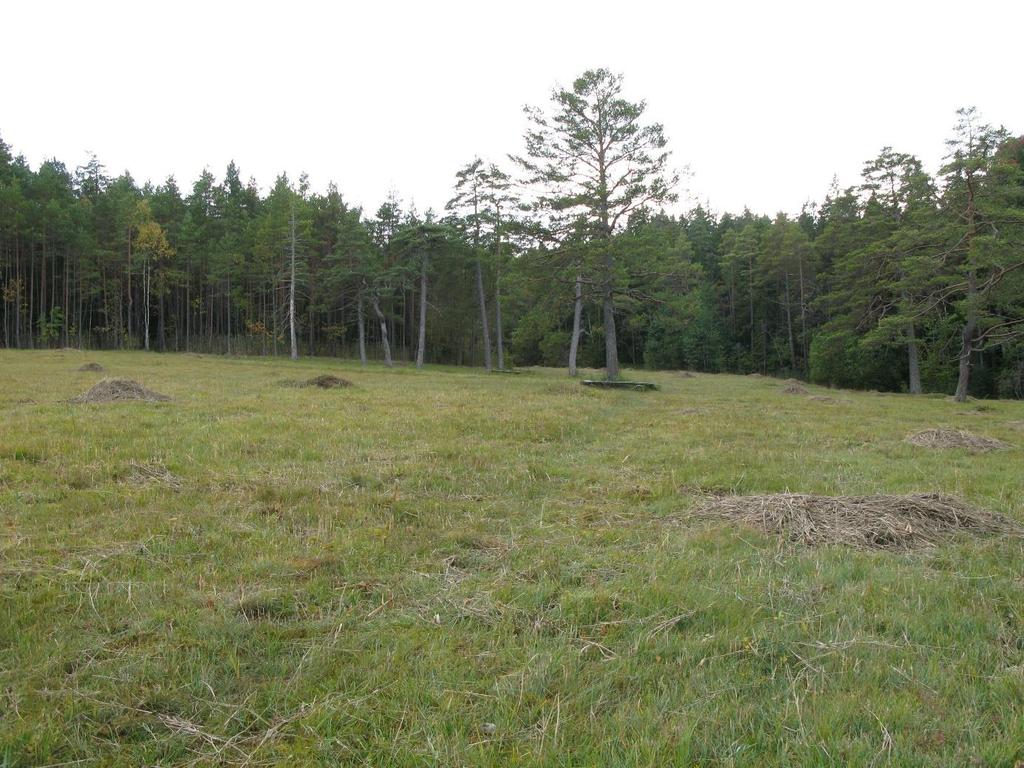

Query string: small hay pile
[780,378,809,395]
[303,374,352,389]
[906,428,1009,452]
[808,395,838,404]
[678,371,697,379]
[1005,420,1024,431]
[281,374,353,389]
[78,362,105,372]
[696,493,1019,550]
[71,378,170,404]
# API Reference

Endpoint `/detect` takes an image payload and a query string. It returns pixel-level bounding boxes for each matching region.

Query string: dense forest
[2,70,1023,399]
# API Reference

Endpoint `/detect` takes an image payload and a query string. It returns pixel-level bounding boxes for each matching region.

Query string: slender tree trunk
[784,272,796,371]
[475,258,492,371]
[357,291,367,365]
[143,261,150,351]
[289,206,298,360]
[371,295,393,367]
[126,227,132,348]
[494,271,505,371]
[568,274,583,376]
[953,272,977,402]
[603,286,619,380]
[907,324,922,394]
[416,253,427,369]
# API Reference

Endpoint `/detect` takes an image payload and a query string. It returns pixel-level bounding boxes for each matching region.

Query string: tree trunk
[357,292,367,365]
[603,286,619,381]
[289,206,298,360]
[475,258,492,371]
[568,274,583,377]
[143,261,150,352]
[416,253,428,369]
[784,272,796,371]
[495,280,505,370]
[953,272,977,402]
[371,296,393,367]
[907,324,922,395]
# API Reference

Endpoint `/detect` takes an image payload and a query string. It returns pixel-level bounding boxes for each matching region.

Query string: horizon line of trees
[2,70,1023,400]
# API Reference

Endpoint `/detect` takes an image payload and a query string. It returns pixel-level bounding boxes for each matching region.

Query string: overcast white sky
[3,0,1022,218]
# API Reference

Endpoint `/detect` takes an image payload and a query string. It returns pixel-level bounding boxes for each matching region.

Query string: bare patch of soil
[696,493,1020,550]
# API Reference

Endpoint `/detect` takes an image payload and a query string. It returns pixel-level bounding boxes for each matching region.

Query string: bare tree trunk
[371,296,393,367]
[784,272,796,371]
[475,258,492,371]
[907,324,922,395]
[568,274,583,376]
[357,291,367,365]
[416,253,427,369]
[953,272,977,402]
[495,283,505,370]
[289,206,298,360]
[143,261,150,351]
[603,286,619,381]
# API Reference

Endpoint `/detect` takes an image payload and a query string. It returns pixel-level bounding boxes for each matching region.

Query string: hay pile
[78,362,105,372]
[678,371,697,379]
[808,395,838,404]
[780,378,809,395]
[71,378,170,403]
[906,428,1009,452]
[696,493,1020,550]
[281,374,353,389]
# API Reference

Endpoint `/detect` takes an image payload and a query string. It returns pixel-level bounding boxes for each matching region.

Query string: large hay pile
[780,378,809,395]
[696,493,1019,550]
[78,362,105,372]
[71,378,170,403]
[906,428,1009,452]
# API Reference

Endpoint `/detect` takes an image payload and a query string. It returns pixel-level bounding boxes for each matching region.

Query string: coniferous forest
[2,70,1023,400]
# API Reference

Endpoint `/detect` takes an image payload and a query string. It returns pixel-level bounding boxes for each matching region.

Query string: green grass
[2,350,1023,767]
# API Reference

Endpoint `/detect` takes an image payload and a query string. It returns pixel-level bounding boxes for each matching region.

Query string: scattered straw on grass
[808,395,839,404]
[905,428,1010,452]
[780,379,810,395]
[1005,420,1024,431]
[695,493,1020,550]
[71,378,170,403]
[281,374,353,389]
[77,362,105,372]
[678,371,697,379]
[125,461,182,489]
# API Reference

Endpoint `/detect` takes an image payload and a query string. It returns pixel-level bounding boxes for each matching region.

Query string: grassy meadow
[1,350,1023,767]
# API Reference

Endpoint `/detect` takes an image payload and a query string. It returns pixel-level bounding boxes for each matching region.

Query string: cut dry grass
[906,427,1010,452]
[77,362,105,372]
[70,377,170,403]
[780,378,809,395]
[696,492,1021,550]
[280,374,353,389]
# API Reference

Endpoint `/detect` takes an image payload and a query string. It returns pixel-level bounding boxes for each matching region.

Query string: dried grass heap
[696,493,1019,550]
[71,377,170,403]
[906,428,1009,452]
[780,378,809,395]
[77,362,105,372]
[304,374,351,389]
[279,374,353,389]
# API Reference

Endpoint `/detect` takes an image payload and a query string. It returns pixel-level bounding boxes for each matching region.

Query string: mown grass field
[2,350,1023,767]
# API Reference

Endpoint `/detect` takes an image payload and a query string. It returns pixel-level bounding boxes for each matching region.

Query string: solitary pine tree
[514,69,678,379]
